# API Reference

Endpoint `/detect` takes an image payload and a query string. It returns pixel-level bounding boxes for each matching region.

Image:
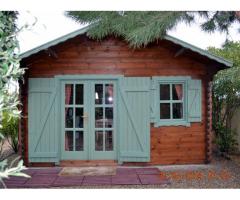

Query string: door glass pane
[75,108,84,128]
[95,107,103,128]
[95,84,103,105]
[105,84,114,104]
[95,131,103,151]
[173,103,183,119]
[160,103,170,119]
[105,131,113,151]
[65,84,73,105]
[160,84,170,100]
[65,107,73,128]
[172,84,183,100]
[75,131,84,151]
[105,107,113,128]
[75,84,84,105]
[65,131,73,151]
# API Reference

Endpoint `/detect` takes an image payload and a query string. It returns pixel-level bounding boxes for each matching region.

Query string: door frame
[60,80,89,160]
[89,80,117,160]
[56,75,123,161]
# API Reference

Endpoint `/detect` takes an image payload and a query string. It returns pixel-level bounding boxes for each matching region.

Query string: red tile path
[1,167,170,188]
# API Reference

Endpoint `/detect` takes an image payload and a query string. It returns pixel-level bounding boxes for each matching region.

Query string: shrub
[209,42,240,154]
[0,112,19,153]
[214,123,238,153]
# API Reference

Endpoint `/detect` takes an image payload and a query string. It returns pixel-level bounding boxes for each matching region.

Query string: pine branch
[65,11,240,48]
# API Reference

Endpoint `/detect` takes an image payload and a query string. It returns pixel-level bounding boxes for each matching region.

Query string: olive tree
[0,11,29,188]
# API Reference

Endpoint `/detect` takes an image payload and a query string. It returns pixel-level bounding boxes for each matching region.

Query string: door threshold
[60,160,117,167]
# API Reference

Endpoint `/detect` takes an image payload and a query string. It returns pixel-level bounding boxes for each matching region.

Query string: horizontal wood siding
[23,36,212,79]
[150,81,206,165]
[21,35,217,165]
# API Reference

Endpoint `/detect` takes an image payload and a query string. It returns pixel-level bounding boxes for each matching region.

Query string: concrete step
[60,160,117,167]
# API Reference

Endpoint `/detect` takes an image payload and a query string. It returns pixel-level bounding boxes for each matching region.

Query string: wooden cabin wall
[21,35,217,165]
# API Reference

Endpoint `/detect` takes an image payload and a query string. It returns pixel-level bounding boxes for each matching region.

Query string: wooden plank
[60,160,117,167]
[21,34,218,166]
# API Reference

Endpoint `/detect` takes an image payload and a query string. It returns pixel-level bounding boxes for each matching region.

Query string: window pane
[75,131,84,151]
[160,103,170,119]
[75,108,84,128]
[160,84,170,100]
[105,84,114,104]
[105,131,113,151]
[65,84,73,105]
[173,103,183,119]
[95,84,103,105]
[172,84,183,100]
[105,107,113,128]
[65,107,73,128]
[65,131,73,151]
[75,84,84,105]
[95,131,103,151]
[95,107,103,128]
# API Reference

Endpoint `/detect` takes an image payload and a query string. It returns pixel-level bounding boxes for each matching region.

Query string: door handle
[81,113,88,119]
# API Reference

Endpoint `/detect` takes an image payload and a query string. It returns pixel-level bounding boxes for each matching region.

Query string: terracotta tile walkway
[1,167,170,188]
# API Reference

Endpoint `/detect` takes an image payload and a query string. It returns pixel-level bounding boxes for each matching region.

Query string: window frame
[159,83,184,120]
[152,76,191,127]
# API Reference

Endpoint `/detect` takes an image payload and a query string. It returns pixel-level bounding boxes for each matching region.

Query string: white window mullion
[73,84,76,151]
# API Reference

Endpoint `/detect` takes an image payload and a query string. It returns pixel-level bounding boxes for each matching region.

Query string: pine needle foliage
[201,11,240,34]
[66,11,240,48]
[66,11,194,48]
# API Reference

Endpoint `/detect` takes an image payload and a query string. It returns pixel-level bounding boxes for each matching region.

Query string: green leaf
[12,172,30,178]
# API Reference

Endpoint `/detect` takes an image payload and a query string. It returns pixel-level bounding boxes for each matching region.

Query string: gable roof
[20,25,233,67]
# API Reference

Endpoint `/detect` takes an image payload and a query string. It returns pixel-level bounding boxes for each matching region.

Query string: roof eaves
[19,25,233,68]
[19,25,89,59]
[164,35,233,67]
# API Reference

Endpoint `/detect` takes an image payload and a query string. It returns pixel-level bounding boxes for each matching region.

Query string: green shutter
[187,79,202,122]
[28,78,60,163]
[150,79,157,123]
[118,77,151,162]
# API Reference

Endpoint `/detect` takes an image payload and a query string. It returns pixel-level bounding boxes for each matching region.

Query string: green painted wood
[118,77,151,162]
[152,76,191,127]
[151,76,202,126]
[28,75,202,163]
[89,80,117,160]
[55,74,123,81]
[150,80,157,123]
[28,78,59,163]
[187,79,202,122]
[60,81,89,160]
[59,77,118,160]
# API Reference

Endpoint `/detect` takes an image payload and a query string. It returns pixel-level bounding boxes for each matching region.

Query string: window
[159,83,184,120]
[64,83,84,151]
[153,76,191,127]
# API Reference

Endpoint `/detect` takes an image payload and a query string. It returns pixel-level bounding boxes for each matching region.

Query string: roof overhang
[20,25,233,68]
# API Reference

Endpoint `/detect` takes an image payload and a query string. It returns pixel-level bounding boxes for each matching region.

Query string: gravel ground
[157,155,240,188]
[52,155,240,189]
[2,152,240,189]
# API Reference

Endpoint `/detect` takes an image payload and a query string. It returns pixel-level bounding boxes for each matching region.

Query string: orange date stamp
[159,169,231,181]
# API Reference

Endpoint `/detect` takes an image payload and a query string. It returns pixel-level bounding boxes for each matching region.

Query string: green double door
[61,80,116,160]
